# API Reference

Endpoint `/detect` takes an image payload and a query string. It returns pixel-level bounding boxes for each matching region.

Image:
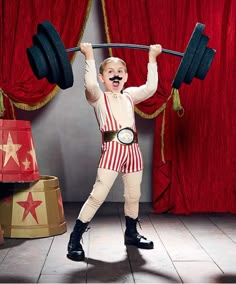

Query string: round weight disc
[196,47,216,80]
[27,45,48,79]
[37,21,74,89]
[172,23,205,89]
[184,35,209,84]
[33,33,60,84]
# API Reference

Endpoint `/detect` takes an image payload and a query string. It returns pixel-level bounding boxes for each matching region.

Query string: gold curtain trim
[161,107,166,163]
[14,0,93,111]
[135,102,166,119]
[101,0,113,56]
[13,85,60,111]
[135,94,172,119]
[0,88,16,119]
[135,96,171,164]
[75,0,93,51]
[135,101,168,163]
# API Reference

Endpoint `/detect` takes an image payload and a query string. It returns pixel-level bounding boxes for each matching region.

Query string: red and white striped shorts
[98,141,143,173]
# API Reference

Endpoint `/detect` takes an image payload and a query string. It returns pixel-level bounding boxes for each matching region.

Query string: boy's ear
[98,74,104,83]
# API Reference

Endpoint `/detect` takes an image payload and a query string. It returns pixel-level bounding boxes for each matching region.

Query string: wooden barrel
[0,175,67,238]
[0,119,39,182]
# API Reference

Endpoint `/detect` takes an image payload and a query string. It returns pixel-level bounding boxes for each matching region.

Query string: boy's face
[99,61,128,93]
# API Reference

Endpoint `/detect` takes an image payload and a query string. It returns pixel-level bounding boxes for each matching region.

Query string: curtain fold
[102,0,236,213]
[0,0,92,117]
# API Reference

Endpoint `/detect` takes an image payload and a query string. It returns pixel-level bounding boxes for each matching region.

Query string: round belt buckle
[117,128,135,145]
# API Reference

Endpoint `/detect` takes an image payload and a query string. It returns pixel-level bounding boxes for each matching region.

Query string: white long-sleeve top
[83,59,158,131]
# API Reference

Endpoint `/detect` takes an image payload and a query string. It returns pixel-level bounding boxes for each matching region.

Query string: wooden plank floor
[1,202,236,283]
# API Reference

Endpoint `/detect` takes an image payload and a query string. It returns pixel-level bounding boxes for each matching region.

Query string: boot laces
[136,219,147,240]
[83,226,90,238]
[70,226,90,247]
[80,226,90,244]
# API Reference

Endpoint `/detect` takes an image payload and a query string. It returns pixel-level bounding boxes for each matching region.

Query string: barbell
[26,20,216,90]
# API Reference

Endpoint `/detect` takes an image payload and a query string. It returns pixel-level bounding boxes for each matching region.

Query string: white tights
[78,168,143,223]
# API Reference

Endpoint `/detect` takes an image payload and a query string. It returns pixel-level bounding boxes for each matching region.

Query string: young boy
[67,42,162,262]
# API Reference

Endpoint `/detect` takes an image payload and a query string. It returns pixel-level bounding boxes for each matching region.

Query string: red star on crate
[0,133,22,167]
[17,192,42,223]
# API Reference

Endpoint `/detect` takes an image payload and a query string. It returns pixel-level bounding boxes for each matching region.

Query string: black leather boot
[67,219,89,261]
[124,216,154,249]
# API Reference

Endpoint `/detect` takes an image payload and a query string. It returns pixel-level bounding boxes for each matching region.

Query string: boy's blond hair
[99,57,127,74]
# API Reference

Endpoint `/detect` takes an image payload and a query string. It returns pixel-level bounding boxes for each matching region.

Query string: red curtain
[102,0,236,213]
[0,0,92,117]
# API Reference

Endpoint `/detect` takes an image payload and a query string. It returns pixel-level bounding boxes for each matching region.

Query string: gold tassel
[0,88,5,117]
[171,88,185,117]
[172,88,181,111]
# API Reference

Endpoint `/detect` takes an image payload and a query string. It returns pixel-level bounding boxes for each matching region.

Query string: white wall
[17,1,155,202]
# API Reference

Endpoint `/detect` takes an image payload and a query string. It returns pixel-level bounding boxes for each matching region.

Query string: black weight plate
[172,23,205,89]
[184,35,209,84]
[26,45,48,79]
[196,47,216,80]
[37,20,73,89]
[33,33,60,84]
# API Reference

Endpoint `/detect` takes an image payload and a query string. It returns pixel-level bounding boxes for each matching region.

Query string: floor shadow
[0,237,26,250]
[67,246,181,283]
[214,273,236,283]
[0,275,36,283]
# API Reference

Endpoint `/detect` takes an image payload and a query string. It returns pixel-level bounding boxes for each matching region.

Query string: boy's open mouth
[112,80,120,87]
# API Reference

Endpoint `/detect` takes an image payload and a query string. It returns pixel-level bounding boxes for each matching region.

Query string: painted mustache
[109,75,123,81]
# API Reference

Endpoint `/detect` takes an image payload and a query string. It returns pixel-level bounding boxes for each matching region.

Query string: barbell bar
[27,20,216,90]
[66,44,184,57]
